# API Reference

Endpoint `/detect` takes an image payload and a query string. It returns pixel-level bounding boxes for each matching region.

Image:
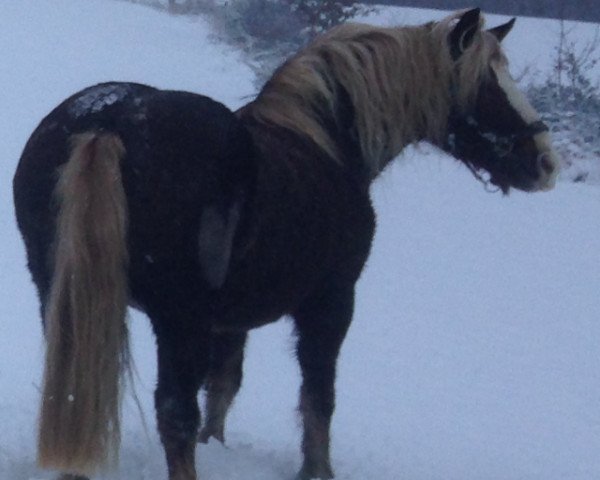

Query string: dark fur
[14,81,372,479]
[13,10,558,480]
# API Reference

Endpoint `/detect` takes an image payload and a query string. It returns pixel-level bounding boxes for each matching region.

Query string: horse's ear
[488,18,516,42]
[448,8,482,60]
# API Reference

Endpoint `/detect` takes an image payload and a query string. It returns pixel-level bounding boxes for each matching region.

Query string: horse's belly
[212,262,318,331]
[211,287,300,331]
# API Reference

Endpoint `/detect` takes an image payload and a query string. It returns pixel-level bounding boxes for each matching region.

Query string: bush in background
[211,0,374,82]
[117,0,372,83]
[222,0,370,44]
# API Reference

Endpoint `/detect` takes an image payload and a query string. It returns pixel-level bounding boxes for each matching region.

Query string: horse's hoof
[295,474,334,480]
[198,426,225,444]
[295,464,334,480]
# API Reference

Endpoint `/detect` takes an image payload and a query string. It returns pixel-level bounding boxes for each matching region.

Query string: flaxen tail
[38,132,129,476]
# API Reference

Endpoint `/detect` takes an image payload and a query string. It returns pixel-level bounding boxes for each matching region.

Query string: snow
[68,83,134,118]
[1,1,599,479]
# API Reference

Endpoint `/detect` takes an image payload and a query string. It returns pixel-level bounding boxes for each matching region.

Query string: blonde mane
[244,13,500,177]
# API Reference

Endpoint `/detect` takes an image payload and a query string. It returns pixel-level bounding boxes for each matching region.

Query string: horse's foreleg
[293,284,354,480]
[199,332,247,444]
[154,326,211,480]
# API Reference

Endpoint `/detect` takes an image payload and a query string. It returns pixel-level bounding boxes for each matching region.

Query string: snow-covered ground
[1,1,599,479]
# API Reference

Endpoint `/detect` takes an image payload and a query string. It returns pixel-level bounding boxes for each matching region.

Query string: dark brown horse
[13,9,559,480]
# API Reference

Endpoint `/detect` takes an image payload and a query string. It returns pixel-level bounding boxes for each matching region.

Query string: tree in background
[222,0,371,45]
[290,0,366,37]
[126,0,373,83]
[527,22,600,181]
[212,0,373,82]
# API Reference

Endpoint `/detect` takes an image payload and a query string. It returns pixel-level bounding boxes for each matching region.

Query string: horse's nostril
[538,153,555,174]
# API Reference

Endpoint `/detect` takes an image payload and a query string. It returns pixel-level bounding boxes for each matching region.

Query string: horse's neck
[335,73,449,179]
[242,56,449,180]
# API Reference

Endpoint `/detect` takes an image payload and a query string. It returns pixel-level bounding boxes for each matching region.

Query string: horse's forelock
[431,10,507,110]
[449,32,503,110]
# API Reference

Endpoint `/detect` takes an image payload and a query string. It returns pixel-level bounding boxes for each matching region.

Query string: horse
[12,8,559,480]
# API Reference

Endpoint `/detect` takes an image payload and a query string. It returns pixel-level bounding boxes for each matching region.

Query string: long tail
[38,132,129,476]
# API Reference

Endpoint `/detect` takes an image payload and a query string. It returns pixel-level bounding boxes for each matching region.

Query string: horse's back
[15,81,245,183]
[13,81,255,310]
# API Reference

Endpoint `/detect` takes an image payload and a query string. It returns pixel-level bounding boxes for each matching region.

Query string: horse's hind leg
[199,332,247,444]
[150,305,212,480]
[293,284,354,480]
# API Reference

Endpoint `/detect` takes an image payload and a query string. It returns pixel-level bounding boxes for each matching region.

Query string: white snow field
[1,1,599,479]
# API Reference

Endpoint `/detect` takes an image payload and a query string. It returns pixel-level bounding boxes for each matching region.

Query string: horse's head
[439,9,560,193]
